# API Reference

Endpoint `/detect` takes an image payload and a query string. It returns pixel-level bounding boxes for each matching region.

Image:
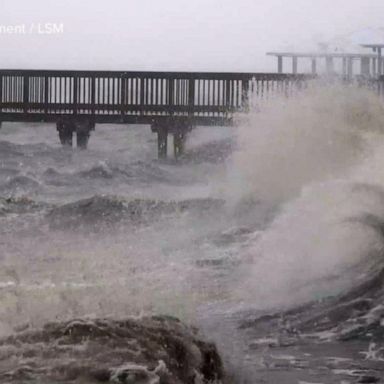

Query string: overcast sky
[1,0,384,71]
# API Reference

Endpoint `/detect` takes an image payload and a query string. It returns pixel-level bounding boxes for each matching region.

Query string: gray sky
[1,0,384,71]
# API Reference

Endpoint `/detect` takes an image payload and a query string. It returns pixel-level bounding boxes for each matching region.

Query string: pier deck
[0,69,379,157]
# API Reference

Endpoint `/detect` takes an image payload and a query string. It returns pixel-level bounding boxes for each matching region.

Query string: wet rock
[358,375,380,383]
[0,196,47,216]
[0,315,224,383]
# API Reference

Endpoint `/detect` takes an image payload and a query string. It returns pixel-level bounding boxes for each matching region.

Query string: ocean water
[1,83,384,383]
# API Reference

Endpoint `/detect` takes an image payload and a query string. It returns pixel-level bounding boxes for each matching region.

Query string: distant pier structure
[360,43,384,76]
[267,34,384,78]
[267,44,384,77]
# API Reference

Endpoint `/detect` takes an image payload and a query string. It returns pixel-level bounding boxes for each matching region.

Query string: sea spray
[227,82,384,204]
[228,82,384,309]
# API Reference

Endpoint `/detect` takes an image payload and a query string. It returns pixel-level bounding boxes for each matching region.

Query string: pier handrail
[0,70,311,125]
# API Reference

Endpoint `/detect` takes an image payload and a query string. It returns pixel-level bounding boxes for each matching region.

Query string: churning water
[1,82,384,383]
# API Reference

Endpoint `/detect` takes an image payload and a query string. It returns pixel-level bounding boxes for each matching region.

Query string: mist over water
[2,82,384,381]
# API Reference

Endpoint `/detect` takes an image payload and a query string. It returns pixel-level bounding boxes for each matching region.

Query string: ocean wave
[0,175,42,195]
[41,160,185,188]
[0,167,20,179]
[0,141,56,159]
[77,162,114,179]
[0,141,26,157]
[47,195,225,231]
[179,137,234,164]
[240,213,384,344]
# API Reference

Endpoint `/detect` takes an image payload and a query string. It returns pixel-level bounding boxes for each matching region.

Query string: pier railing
[0,70,311,125]
[1,70,384,156]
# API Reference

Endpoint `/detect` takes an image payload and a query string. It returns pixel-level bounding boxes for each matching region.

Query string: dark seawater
[1,85,384,383]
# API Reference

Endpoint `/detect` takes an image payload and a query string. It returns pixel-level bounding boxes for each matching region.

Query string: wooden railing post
[188,78,195,117]
[23,75,29,114]
[140,78,145,115]
[168,78,175,113]
[44,76,49,115]
[73,76,78,116]
[91,76,96,117]
[121,75,126,117]
[225,80,231,109]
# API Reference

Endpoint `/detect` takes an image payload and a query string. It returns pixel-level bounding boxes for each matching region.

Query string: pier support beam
[157,127,168,159]
[57,120,74,147]
[76,131,90,149]
[59,131,73,146]
[151,119,193,159]
[173,131,186,159]
[57,119,95,149]
[151,121,169,159]
[75,120,94,149]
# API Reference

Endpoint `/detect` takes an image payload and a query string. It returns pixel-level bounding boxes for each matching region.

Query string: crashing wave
[240,245,384,345]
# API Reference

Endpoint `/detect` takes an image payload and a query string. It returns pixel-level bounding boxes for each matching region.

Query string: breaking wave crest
[227,83,384,343]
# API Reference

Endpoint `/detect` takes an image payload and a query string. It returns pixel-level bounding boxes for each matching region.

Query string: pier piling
[156,125,168,159]
[57,119,94,149]
[173,131,185,159]
[75,120,94,149]
[57,120,74,147]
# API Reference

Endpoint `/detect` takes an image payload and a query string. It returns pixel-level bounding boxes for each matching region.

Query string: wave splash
[227,83,384,344]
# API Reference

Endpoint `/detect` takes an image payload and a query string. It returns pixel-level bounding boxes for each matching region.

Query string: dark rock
[358,375,380,383]
[0,315,224,383]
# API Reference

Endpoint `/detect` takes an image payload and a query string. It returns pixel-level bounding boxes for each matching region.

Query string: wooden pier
[0,70,310,157]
